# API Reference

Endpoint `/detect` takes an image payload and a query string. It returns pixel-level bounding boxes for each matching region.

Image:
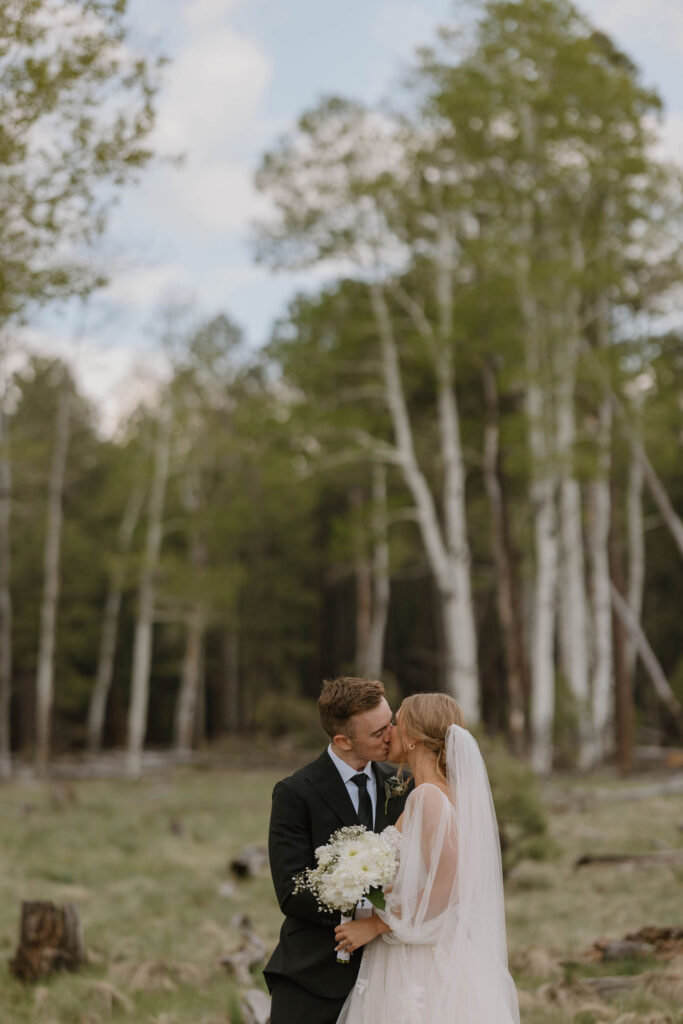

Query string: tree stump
[9,901,85,982]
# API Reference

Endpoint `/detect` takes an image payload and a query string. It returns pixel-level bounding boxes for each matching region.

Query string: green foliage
[0,0,163,320]
[252,692,324,747]
[481,737,556,874]
[551,673,583,772]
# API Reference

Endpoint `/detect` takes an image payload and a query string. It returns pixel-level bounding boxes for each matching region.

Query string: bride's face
[387,708,410,763]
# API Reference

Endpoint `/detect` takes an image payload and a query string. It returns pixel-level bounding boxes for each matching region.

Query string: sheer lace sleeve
[378,783,457,946]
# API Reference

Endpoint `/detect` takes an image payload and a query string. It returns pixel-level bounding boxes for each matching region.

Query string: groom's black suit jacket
[264,750,410,1000]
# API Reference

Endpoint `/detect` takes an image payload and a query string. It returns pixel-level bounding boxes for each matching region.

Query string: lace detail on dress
[397,980,426,1024]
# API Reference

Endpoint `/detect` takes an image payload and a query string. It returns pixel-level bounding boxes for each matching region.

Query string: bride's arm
[379,785,458,942]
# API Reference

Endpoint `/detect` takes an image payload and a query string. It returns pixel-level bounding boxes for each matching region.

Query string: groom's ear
[333,731,353,752]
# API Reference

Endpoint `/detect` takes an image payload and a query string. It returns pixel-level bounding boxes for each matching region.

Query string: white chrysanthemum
[294,826,398,914]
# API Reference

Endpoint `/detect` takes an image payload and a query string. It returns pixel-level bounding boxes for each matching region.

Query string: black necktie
[351,772,373,830]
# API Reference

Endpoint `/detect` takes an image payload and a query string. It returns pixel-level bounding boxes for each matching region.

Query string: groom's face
[335,697,393,767]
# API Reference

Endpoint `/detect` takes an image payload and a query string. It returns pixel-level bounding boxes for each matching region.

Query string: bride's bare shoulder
[410,781,453,808]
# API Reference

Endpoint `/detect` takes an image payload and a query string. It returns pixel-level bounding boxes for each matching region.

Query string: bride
[334,693,520,1024]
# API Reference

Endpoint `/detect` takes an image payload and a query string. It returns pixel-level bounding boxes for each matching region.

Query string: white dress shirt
[327,744,377,827]
[327,744,377,916]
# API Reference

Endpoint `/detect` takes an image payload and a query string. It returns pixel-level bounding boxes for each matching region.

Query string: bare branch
[610,583,683,727]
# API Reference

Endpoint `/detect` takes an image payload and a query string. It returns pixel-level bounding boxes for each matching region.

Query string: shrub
[480,736,556,876]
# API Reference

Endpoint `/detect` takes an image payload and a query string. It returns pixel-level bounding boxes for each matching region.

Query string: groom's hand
[334,916,390,953]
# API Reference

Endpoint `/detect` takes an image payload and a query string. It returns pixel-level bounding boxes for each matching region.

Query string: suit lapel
[307,750,358,828]
[373,762,391,832]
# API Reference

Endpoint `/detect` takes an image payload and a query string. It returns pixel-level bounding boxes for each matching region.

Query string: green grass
[0,764,682,1023]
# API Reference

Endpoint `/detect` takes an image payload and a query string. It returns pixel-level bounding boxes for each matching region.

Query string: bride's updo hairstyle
[400,693,466,777]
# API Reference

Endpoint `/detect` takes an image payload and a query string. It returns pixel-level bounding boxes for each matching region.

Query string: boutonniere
[384,773,409,814]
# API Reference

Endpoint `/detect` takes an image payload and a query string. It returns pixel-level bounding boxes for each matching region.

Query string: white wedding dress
[337,726,520,1024]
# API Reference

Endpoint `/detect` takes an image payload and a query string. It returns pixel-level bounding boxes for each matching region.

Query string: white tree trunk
[520,279,558,774]
[529,460,559,774]
[364,463,390,680]
[35,382,71,774]
[555,326,591,765]
[370,284,479,721]
[588,397,613,762]
[126,411,171,777]
[0,403,12,780]
[514,184,559,772]
[174,461,208,753]
[87,486,144,753]
[626,439,645,679]
[610,583,683,727]
[435,351,479,720]
[433,226,479,716]
[174,601,207,753]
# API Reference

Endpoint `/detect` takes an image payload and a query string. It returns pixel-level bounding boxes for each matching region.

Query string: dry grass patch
[0,764,681,1023]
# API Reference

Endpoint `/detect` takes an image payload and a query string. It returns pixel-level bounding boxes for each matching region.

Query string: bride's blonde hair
[399,693,466,777]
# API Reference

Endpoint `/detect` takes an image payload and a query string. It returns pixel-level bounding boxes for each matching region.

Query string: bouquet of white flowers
[293,825,398,962]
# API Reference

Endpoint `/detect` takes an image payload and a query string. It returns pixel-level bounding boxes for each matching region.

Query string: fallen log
[241,987,271,1024]
[575,849,683,869]
[634,746,683,769]
[230,844,268,880]
[624,926,683,954]
[220,914,267,985]
[582,975,642,997]
[598,939,656,961]
[9,901,85,982]
[587,925,683,964]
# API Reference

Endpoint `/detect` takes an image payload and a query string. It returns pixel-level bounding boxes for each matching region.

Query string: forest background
[0,0,682,782]
[1,3,683,1023]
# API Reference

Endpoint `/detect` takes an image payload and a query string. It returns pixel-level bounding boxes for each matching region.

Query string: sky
[26,0,683,430]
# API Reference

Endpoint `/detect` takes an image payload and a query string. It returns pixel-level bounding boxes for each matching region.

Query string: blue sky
[28,0,683,428]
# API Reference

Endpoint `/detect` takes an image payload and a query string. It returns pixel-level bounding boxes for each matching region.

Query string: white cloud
[144,15,272,238]
[153,27,270,158]
[161,160,270,232]
[104,264,196,310]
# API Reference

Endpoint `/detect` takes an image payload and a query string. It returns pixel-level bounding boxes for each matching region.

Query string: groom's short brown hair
[318,676,385,739]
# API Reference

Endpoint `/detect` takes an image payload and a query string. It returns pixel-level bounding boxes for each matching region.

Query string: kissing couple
[264,676,520,1024]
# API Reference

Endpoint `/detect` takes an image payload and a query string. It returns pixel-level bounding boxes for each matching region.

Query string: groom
[264,676,410,1024]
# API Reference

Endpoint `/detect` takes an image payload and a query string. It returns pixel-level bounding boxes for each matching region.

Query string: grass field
[0,760,681,1024]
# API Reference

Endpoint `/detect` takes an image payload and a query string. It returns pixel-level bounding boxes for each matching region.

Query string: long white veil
[445,723,520,1023]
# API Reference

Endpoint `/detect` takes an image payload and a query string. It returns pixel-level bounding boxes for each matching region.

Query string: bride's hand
[334,916,390,953]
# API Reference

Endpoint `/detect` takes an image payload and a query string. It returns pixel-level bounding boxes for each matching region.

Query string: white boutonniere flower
[384,773,409,814]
